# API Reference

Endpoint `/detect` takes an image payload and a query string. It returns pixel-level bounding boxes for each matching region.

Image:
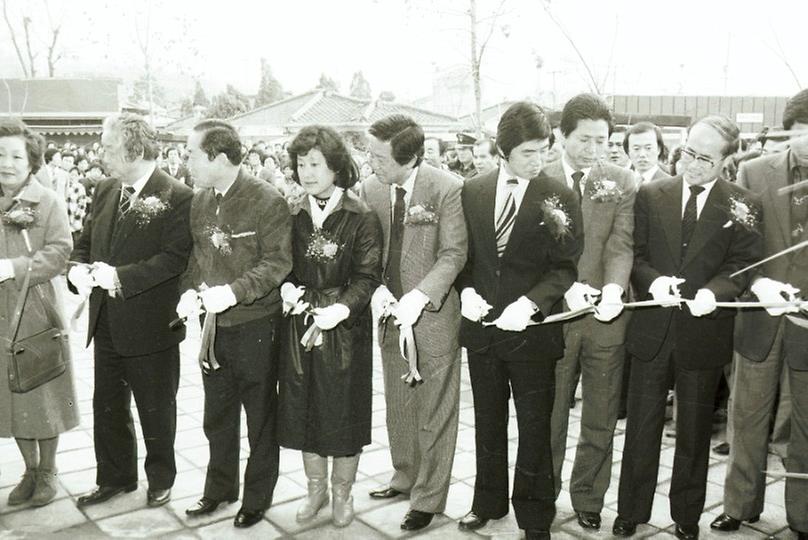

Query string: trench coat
[277,189,383,456]
[0,178,78,439]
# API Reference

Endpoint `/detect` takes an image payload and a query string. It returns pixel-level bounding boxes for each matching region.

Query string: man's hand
[91,262,118,291]
[493,296,538,332]
[686,288,717,317]
[594,283,624,322]
[648,276,685,307]
[564,282,601,312]
[200,285,237,314]
[460,287,493,322]
[312,303,350,330]
[67,264,96,296]
[371,285,396,319]
[393,289,430,328]
[751,277,801,316]
[176,289,202,319]
[280,283,308,315]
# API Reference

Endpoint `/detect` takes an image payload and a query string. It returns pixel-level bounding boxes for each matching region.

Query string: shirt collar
[683,177,718,197]
[391,165,418,196]
[214,170,241,197]
[126,163,155,198]
[641,165,659,182]
[497,164,529,188]
[561,154,591,181]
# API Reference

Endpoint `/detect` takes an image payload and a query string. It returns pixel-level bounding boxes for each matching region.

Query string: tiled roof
[0,78,121,116]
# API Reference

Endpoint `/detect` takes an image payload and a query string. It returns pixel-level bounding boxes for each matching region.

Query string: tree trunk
[2,0,30,77]
[470,0,482,137]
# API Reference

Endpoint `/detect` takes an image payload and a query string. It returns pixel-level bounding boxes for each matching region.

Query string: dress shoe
[712,442,730,455]
[458,510,489,531]
[186,496,237,516]
[368,486,404,499]
[709,513,759,531]
[524,530,551,540]
[8,469,37,506]
[147,488,171,507]
[613,516,638,537]
[77,483,138,507]
[234,508,265,528]
[675,523,699,539]
[575,510,601,530]
[400,510,434,531]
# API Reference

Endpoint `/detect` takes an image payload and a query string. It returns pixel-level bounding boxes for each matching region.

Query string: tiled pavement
[0,281,794,538]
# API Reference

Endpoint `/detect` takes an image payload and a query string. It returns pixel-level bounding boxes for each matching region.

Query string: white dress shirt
[640,165,660,184]
[681,178,718,219]
[123,163,156,202]
[561,155,591,198]
[494,165,530,222]
[389,166,418,218]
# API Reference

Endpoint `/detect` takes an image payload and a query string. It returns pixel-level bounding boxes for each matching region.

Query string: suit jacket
[71,166,194,356]
[360,163,467,357]
[161,164,192,188]
[456,168,583,362]
[543,160,636,346]
[734,152,808,367]
[627,175,762,368]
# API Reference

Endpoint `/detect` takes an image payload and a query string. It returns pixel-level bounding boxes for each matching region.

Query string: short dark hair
[368,114,424,166]
[103,113,160,161]
[61,151,76,161]
[263,153,279,167]
[424,136,445,155]
[559,93,614,137]
[44,147,60,164]
[474,137,496,156]
[495,101,551,160]
[163,146,180,159]
[623,121,668,162]
[693,115,740,158]
[0,119,45,175]
[783,89,808,131]
[193,120,242,166]
[287,125,359,189]
[87,161,105,173]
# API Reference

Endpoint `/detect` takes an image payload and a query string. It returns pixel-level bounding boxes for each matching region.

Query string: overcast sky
[2,0,806,107]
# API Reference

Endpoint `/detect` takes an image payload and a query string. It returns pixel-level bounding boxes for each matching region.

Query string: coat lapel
[502,171,549,258]
[369,178,392,264]
[764,153,792,248]
[682,179,729,268]
[401,167,427,259]
[111,169,164,253]
[477,171,499,262]
[657,176,684,263]
[95,179,121,258]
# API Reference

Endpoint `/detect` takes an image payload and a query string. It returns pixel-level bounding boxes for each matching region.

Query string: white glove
[68,264,95,296]
[392,289,430,328]
[493,296,538,332]
[564,282,601,312]
[648,276,685,307]
[461,287,493,322]
[200,285,238,314]
[280,283,308,315]
[371,285,396,318]
[312,303,350,330]
[751,277,801,316]
[686,288,717,317]
[91,262,118,291]
[176,289,202,319]
[594,283,624,322]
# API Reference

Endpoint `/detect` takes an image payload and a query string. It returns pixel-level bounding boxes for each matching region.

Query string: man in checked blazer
[456,102,583,540]
[360,114,467,532]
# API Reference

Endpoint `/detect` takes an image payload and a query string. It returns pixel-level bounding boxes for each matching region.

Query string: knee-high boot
[297,452,329,522]
[331,455,360,527]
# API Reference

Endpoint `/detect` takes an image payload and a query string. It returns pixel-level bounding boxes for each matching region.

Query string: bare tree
[43,0,64,77]
[540,0,601,94]
[468,0,508,135]
[2,0,31,77]
[1,0,65,77]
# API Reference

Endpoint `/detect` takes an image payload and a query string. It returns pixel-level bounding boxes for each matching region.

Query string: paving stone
[95,506,183,537]
[1,498,87,533]
[165,494,240,528]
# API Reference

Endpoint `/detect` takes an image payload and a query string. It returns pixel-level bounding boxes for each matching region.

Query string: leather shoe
[234,508,265,528]
[712,442,730,455]
[368,486,404,499]
[675,523,699,539]
[710,513,759,531]
[147,488,171,507]
[458,510,489,531]
[613,516,638,537]
[186,496,237,516]
[575,510,601,530]
[77,483,138,507]
[524,529,550,539]
[400,510,434,531]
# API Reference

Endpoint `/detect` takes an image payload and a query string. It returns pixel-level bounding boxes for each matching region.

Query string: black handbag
[7,262,66,393]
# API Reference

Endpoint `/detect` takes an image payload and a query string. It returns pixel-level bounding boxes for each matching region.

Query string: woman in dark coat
[277,125,382,528]
[0,120,77,507]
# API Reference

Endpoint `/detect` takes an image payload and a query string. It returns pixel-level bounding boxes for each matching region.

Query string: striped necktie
[495,178,519,257]
[118,185,136,218]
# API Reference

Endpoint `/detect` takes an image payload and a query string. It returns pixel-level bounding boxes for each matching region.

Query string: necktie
[681,184,705,256]
[495,179,519,257]
[118,185,136,218]
[571,171,584,203]
[384,186,406,298]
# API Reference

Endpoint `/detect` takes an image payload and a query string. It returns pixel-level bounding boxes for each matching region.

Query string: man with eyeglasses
[712,89,808,540]
[613,116,762,540]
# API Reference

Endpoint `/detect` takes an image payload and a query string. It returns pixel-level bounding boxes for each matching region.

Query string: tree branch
[541,1,601,94]
[22,15,37,77]
[2,0,30,77]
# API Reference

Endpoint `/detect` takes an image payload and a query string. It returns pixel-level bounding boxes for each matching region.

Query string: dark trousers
[468,348,557,531]
[617,340,723,526]
[202,316,280,511]
[93,305,179,489]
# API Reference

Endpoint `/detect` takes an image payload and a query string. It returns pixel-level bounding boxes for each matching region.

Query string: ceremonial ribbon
[198,312,220,374]
[398,325,421,387]
[762,469,808,480]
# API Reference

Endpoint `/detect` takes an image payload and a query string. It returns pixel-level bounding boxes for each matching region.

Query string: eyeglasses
[679,146,717,168]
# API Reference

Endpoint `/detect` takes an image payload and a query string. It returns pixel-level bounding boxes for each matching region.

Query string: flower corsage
[539,195,573,241]
[723,194,760,232]
[2,206,38,252]
[404,202,438,225]
[130,192,171,226]
[588,178,623,203]
[305,228,344,262]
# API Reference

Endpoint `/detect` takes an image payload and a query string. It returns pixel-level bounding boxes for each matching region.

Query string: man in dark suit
[456,102,583,540]
[68,113,193,509]
[161,146,192,187]
[712,89,808,539]
[624,122,671,185]
[544,94,637,532]
[613,116,762,540]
